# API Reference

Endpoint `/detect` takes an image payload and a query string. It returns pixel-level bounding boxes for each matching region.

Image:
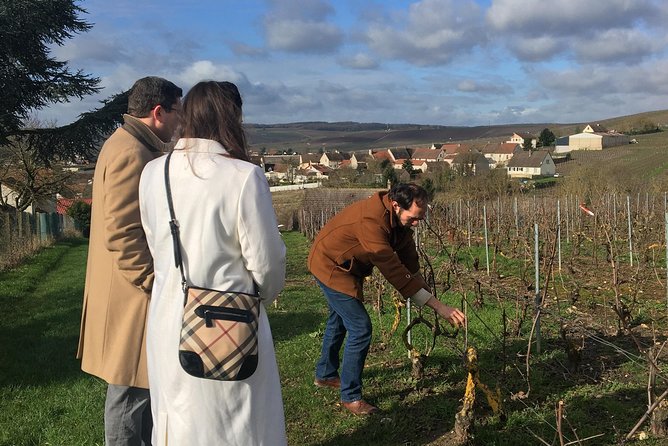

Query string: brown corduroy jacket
[307,191,429,301]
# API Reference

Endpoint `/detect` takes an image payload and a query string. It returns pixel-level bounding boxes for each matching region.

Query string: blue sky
[39,0,668,127]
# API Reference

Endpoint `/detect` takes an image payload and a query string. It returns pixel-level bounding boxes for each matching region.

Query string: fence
[270,182,321,192]
[0,210,75,269]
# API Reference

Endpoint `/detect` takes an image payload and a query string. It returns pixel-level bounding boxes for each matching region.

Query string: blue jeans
[314,278,372,403]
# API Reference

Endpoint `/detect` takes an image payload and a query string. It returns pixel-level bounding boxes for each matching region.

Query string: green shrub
[67,201,91,237]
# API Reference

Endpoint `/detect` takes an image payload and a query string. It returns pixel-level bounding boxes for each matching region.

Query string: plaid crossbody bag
[164,151,261,381]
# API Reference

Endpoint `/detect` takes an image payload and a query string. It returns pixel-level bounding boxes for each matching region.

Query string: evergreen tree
[1,0,100,144]
[67,200,92,237]
[383,166,398,187]
[421,178,435,200]
[538,128,556,147]
[402,159,414,176]
[0,0,126,163]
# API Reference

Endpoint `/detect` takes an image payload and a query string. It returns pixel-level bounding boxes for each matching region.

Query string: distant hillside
[244,110,668,153]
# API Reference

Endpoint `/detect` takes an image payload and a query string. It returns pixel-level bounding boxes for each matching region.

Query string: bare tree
[0,128,73,212]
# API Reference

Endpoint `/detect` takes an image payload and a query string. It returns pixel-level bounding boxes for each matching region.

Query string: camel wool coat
[77,115,168,388]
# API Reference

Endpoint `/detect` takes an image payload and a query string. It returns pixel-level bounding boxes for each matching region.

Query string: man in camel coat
[77,76,181,446]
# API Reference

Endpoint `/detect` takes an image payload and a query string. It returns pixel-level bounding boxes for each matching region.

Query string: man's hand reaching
[424,296,466,327]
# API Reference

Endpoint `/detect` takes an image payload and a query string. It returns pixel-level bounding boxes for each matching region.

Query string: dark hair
[127,76,182,117]
[179,80,249,161]
[388,183,429,210]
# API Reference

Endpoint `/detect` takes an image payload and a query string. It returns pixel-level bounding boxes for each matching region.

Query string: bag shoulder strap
[164,151,188,292]
[163,151,260,299]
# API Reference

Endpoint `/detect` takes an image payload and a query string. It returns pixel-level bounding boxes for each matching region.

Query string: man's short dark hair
[388,183,429,210]
[127,76,182,118]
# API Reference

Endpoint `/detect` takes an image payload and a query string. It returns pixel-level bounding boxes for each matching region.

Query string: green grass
[0,239,105,446]
[1,234,667,445]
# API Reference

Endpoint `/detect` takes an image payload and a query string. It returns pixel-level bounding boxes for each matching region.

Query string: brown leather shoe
[341,399,379,415]
[314,376,340,389]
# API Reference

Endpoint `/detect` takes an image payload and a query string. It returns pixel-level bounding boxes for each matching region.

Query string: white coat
[139,138,287,446]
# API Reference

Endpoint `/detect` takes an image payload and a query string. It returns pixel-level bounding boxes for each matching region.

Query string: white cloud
[487,0,665,62]
[265,20,343,53]
[338,53,379,69]
[267,0,335,20]
[507,36,562,62]
[231,42,269,58]
[456,79,509,95]
[174,61,247,89]
[573,28,660,63]
[487,0,657,34]
[263,0,343,53]
[364,0,484,66]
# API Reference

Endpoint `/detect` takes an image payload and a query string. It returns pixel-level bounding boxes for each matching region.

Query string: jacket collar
[121,114,173,153]
[380,192,398,229]
[173,138,230,155]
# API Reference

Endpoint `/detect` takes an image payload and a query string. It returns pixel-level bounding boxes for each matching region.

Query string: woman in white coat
[139,81,287,445]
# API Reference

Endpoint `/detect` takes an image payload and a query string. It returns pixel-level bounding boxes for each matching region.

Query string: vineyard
[297,187,668,445]
[556,131,668,180]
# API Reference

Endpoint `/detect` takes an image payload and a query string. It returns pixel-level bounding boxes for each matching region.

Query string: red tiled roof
[441,143,468,155]
[482,142,521,154]
[372,150,392,161]
[57,198,92,215]
[411,148,441,160]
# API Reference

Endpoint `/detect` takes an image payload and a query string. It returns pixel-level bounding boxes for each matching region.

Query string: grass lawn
[1,233,666,445]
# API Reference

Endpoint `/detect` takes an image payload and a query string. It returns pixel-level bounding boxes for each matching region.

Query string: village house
[508,132,537,149]
[392,159,428,173]
[264,163,290,182]
[0,179,57,214]
[440,143,469,156]
[262,153,301,173]
[351,152,374,170]
[481,142,522,168]
[506,150,555,179]
[411,147,446,163]
[388,148,411,161]
[553,136,571,156]
[299,153,321,169]
[320,151,351,168]
[451,152,490,175]
[566,123,630,150]
[441,144,475,166]
[411,160,428,173]
[249,154,264,168]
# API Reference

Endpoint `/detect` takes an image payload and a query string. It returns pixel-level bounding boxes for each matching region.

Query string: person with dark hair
[77,76,182,445]
[138,80,287,445]
[308,182,466,415]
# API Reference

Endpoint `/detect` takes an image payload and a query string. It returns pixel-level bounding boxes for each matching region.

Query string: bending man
[308,183,466,415]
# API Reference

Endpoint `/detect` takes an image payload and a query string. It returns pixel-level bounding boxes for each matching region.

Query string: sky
[38,0,668,127]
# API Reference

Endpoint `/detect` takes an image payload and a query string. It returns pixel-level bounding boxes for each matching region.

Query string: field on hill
[245,110,668,153]
[556,131,668,180]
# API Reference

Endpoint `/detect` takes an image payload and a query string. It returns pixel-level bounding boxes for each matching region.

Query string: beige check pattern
[179,287,260,380]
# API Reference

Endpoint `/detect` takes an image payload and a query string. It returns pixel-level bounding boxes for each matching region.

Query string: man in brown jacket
[77,77,181,445]
[308,183,466,415]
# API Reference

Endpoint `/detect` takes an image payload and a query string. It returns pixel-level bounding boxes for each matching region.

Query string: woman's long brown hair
[179,81,250,161]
